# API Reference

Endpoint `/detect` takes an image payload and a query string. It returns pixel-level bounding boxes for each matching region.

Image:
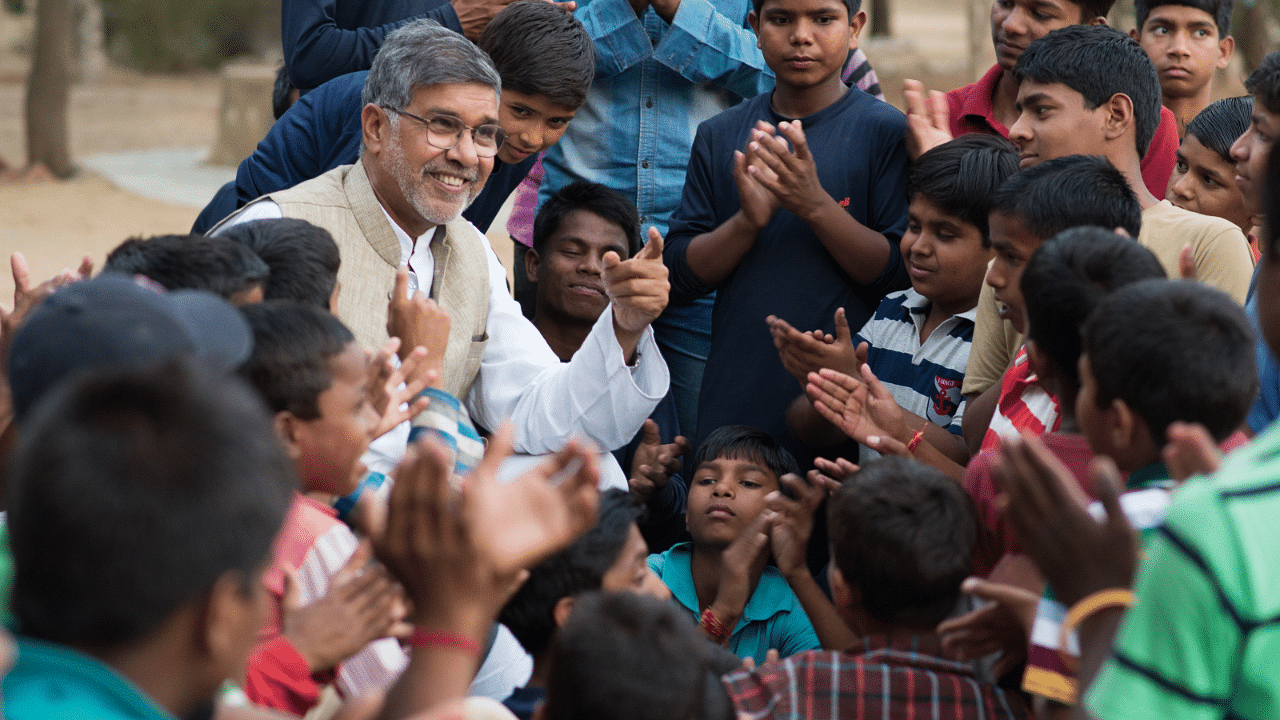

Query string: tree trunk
[25,0,75,178]
[1239,0,1271,73]
[870,0,891,37]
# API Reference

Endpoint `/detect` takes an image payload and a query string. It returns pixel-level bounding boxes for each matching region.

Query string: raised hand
[937,576,1038,676]
[903,79,954,160]
[705,510,775,640]
[812,456,859,484]
[462,425,602,576]
[992,433,1139,607]
[367,338,434,440]
[628,418,693,504]
[604,227,669,362]
[767,473,839,579]
[744,120,830,222]
[733,123,782,230]
[1162,420,1220,483]
[386,266,451,373]
[281,540,408,673]
[805,365,909,450]
[768,307,863,386]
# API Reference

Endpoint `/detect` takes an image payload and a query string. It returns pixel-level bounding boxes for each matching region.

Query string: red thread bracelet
[906,429,925,454]
[406,630,481,656]
[701,608,732,644]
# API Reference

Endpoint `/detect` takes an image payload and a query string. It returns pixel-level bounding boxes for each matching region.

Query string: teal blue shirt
[648,542,820,663]
[4,637,178,719]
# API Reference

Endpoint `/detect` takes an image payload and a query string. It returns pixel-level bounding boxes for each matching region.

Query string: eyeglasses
[382,106,506,158]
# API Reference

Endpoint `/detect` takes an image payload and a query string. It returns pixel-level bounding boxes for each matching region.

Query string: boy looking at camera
[647,425,820,663]
[663,0,910,467]
[1130,0,1234,137]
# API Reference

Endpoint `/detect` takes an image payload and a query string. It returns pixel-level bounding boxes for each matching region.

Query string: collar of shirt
[380,204,437,295]
[846,632,977,676]
[655,542,799,631]
[955,64,1008,137]
[899,288,979,338]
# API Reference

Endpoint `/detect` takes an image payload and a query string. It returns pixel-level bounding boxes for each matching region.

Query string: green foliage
[101,0,280,72]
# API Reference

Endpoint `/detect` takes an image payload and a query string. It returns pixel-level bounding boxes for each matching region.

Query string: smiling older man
[214,20,670,482]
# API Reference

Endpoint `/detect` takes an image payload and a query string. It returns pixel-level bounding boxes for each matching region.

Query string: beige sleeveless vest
[223,162,490,400]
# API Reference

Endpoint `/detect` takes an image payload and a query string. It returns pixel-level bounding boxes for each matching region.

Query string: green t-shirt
[5,636,178,719]
[1086,426,1280,720]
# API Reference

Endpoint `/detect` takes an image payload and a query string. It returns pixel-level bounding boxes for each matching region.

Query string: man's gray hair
[362,20,501,110]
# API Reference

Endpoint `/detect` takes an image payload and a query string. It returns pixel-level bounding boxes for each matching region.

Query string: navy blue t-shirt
[191,70,535,235]
[664,87,910,466]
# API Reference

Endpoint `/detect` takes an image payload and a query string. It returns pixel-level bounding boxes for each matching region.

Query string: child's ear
[748,10,760,43]
[552,596,576,629]
[1108,397,1140,454]
[848,9,867,47]
[1217,35,1235,69]
[201,570,263,675]
[828,563,853,612]
[525,248,543,284]
[274,411,305,461]
[1128,28,1140,42]
[1102,93,1135,145]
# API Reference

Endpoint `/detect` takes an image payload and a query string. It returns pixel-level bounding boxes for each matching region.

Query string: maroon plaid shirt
[722,634,1031,720]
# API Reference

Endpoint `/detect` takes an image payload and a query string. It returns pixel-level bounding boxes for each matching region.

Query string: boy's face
[902,195,994,315]
[599,523,671,601]
[497,89,578,165]
[990,0,1085,71]
[527,209,631,324]
[1132,5,1230,101]
[986,211,1042,334]
[1229,98,1280,216]
[1075,352,1122,459]
[685,454,780,548]
[1167,133,1252,231]
[1010,81,1112,168]
[748,0,861,92]
[293,342,378,496]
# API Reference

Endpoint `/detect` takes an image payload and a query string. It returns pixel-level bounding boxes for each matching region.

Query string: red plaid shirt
[722,634,1031,720]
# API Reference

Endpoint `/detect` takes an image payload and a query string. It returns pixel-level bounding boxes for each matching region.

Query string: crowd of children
[5,0,1280,717]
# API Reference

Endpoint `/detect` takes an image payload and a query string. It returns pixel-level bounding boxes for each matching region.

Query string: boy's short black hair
[500,490,643,657]
[1021,227,1166,387]
[907,134,1020,246]
[543,591,736,720]
[695,425,800,480]
[990,155,1143,240]
[238,301,356,419]
[532,181,643,257]
[827,457,976,628]
[1186,96,1254,163]
[478,1,594,110]
[1014,25,1162,158]
[1084,279,1257,445]
[7,360,295,650]
[753,0,860,22]
[1245,51,1280,115]
[104,234,269,300]
[1135,0,1233,39]
[218,219,341,310]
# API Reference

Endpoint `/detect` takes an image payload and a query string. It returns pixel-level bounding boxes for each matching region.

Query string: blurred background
[0,0,1263,299]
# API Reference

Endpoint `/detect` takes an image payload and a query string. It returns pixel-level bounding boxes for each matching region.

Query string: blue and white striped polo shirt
[855,289,977,436]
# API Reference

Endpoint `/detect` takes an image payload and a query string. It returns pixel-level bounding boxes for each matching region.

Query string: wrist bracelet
[407,629,481,656]
[906,428,926,454]
[700,608,732,645]
[1057,588,1136,672]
